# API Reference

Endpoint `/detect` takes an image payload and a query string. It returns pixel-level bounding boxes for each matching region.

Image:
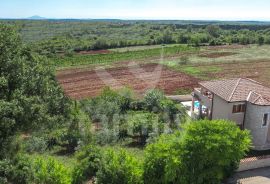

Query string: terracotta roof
[199,78,270,105]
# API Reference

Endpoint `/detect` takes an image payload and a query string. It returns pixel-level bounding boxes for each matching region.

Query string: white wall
[212,95,245,125]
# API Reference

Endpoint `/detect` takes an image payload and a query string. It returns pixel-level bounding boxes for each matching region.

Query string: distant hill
[27,15,47,20]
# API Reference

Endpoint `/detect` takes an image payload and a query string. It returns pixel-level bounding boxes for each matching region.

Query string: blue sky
[1,0,270,20]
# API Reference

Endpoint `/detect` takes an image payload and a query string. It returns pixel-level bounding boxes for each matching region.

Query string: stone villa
[192,78,270,150]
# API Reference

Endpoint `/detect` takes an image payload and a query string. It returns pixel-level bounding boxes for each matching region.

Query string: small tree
[180,120,251,184]
[257,36,265,45]
[72,145,102,184]
[143,89,165,112]
[96,149,143,184]
[127,111,161,144]
[143,120,251,184]
[33,156,71,184]
[143,133,182,184]
[206,25,220,38]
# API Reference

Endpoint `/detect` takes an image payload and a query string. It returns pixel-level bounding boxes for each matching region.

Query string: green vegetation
[32,156,72,184]
[52,44,194,69]
[81,88,186,145]
[0,23,73,158]
[143,120,251,184]
[2,20,270,56]
[96,149,143,184]
[180,66,222,79]
[0,22,255,184]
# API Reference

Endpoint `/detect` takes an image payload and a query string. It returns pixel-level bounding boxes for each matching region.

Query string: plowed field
[57,63,199,99]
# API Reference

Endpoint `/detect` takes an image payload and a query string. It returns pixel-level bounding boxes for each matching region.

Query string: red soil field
[57,63,199,99]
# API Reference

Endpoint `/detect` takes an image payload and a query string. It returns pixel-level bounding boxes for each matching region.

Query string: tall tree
[0,24,71,158]
[206,25,221,38]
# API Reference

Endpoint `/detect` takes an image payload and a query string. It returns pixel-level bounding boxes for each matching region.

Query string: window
[232,104,246,113]
[263,113,269,127]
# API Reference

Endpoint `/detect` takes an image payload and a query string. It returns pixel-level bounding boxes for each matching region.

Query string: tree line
[1,20,270,57]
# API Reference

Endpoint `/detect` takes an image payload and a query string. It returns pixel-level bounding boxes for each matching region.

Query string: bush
[96,149,143,184]
[180,120,251,183]
[0,154,34,184]
[32,156,72,184]
[24,136,47,153]
[143,120,251,184]
[143,89,165,112]
[159,98,186,128]
[0,159,13,184]
[95,128,120,145]
[81,88,132,126]
[72,145,102,184]
[143,133,181,184]
[127,111,162,144]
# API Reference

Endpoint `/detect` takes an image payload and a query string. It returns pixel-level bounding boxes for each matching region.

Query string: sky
[1,0,270,20]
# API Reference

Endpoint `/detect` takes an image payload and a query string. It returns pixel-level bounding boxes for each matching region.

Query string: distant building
[192,78,270,150]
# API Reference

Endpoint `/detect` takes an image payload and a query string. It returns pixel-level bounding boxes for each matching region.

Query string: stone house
[192,78,270,150]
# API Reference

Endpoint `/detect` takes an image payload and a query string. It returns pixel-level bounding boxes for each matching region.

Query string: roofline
[198,78,270,105]
[228,78,241,101]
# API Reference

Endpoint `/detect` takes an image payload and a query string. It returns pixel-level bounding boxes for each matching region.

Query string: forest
[1,19,270,57]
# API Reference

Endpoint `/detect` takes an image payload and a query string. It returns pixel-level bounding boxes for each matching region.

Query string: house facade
[192,78,270,150]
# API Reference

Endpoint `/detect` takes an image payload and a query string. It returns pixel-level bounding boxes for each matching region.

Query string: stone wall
[238,155,270,172]
[244,103,270,150]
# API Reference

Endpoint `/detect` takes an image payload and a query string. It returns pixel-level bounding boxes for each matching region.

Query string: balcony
[193,88,212,108]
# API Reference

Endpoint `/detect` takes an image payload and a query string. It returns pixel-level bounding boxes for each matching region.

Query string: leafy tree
[143,120,251,184]
[143,89,165,112]
[96,149,143,184]
[160,98,186,128]
[0,24,72,158]
[127,111,161,144]
[162,29,174,44]
[72,145,102,184]
[0,155,35,184]
[143,133,181,184]
[257,36,265,45]
[81,87,133,127]
[33,156,72,184]
[206,25,221,38]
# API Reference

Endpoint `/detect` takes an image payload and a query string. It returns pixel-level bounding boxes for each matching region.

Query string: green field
[53,44,196,69]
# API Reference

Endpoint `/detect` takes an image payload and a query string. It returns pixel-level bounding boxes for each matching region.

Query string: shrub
[143,133,180,184]
[24,136,47,153]
[96,149,143,184]
[179,120,251,184]
[72,145,102,184]
[0,154,34,184]
[143,120,251,184]
[127,111,162,144]
[32,156,72,184]
[81,88,123,125]
[143,89,165,112]
[95,128,120,145]
[159,98,186,128]
[0,159,13,184]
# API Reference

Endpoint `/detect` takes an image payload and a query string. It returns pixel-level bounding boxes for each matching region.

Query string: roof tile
[199,78,270,105]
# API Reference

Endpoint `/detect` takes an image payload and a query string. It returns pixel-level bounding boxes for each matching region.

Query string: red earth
[57,63,199,99]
